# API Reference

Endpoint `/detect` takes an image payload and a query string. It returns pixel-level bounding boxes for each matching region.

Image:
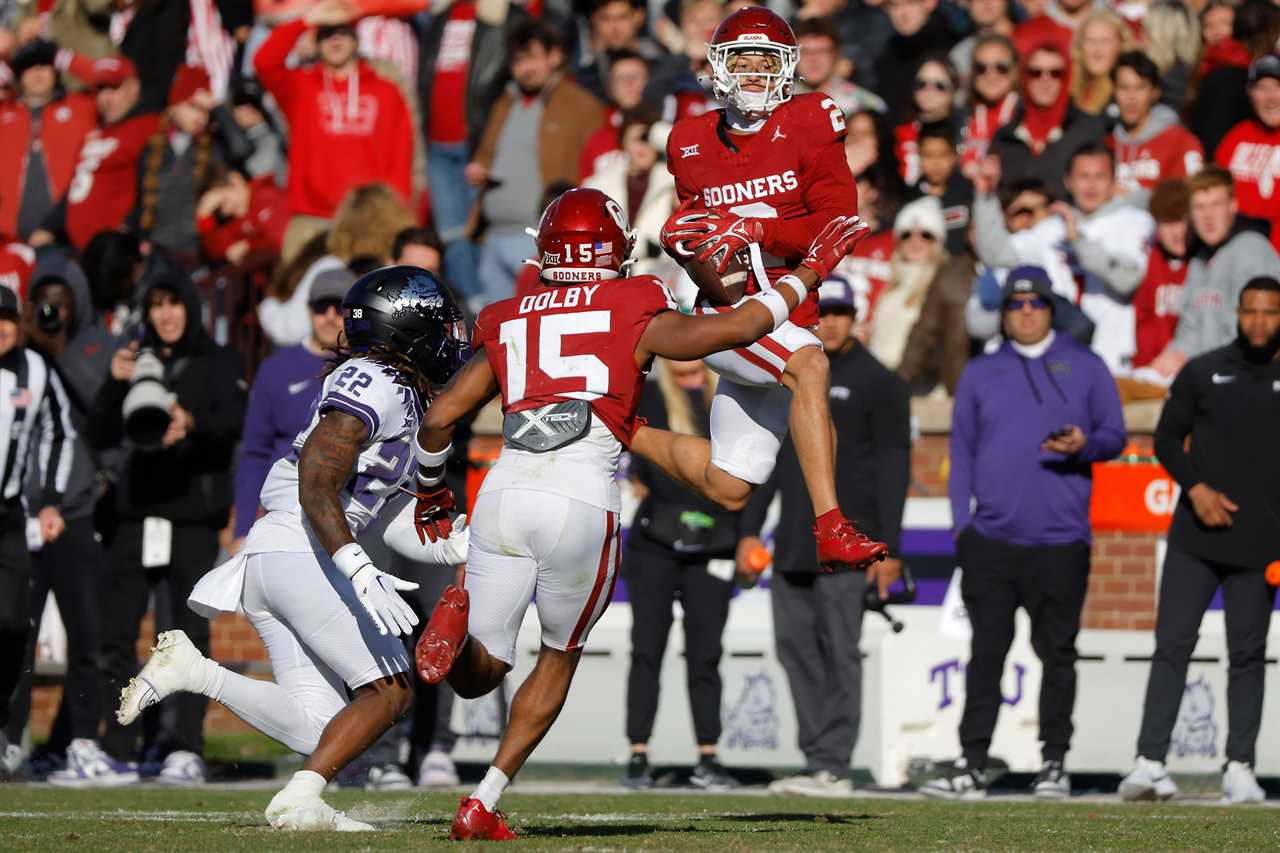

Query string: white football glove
[331,543,420,636]
[384,500,471,565]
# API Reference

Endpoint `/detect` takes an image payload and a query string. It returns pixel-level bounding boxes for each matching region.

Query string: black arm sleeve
[1154,364,1200,491]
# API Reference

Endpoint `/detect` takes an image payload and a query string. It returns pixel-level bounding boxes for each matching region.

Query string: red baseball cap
[88,55,137,89]
[169,65,211,106]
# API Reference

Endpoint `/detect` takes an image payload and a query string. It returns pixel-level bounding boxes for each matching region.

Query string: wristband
[331,542,371,579]
[775,274,808,305]
[414,439,452,487]
[746,289,790,331]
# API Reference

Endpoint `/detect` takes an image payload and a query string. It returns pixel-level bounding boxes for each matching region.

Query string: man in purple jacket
[230,267,351,553]
[922,265,1126,801]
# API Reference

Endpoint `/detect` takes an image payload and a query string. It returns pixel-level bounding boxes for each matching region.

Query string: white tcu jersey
[247,357,423,553]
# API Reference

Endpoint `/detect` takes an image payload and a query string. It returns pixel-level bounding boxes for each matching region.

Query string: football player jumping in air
[116,267,471,831]
[649,6,891,574]
[407,188,867,840]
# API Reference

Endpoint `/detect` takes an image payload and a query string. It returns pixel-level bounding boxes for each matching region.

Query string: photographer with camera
[737,280,911,798]
[88,271,246,785]
[3,253,117,784]
[0,284,74,774]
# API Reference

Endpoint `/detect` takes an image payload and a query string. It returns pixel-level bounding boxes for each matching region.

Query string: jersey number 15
[498,311,611,405]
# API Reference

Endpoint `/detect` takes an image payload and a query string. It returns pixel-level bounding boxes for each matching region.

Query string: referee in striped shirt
[0,285,74,762]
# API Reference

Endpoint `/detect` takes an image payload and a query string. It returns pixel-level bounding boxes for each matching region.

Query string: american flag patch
[10,388,31,408]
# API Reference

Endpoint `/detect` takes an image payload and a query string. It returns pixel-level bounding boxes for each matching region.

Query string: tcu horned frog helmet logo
[707,7,799,118]
[534,188,637,284]
[385,271,445,320]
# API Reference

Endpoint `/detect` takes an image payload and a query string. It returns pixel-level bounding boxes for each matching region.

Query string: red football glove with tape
[411,484,456,544]
[689,212,765,274]
[659,199,717,262]
[799,215,870,282]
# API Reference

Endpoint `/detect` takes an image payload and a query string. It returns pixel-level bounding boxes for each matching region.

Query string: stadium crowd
[0,0,1278,805]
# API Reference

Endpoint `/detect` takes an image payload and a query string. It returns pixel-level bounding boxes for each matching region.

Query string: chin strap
[724,106,767,134]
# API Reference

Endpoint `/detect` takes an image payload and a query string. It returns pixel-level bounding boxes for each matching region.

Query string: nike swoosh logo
[288,380,312,395]
[1211,373,1235,384]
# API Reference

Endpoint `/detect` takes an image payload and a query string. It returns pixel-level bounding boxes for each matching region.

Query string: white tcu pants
[696,304,821,485]
[234,550,411,750]
[465,488,621,665]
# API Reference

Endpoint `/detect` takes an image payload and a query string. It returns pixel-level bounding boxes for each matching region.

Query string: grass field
[2,786,1278,851]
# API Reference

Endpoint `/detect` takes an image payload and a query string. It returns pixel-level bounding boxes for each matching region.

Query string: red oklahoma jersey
[1215,118,1280,252]
[472,276,676,447]
[666,91,858,327]
[63,112,161,249]
[1132,244,1188,367]
[1109,123,1204,193]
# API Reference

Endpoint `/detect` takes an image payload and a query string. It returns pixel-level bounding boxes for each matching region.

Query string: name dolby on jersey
[700,170,799,208]
[518,283,602,312]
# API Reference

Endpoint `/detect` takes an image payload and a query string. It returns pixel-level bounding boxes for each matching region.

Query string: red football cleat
[416,585,469,685]
[450,797,517,841]
[814,519,889,571]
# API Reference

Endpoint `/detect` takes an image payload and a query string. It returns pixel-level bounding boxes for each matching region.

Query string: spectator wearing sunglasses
[950,0,1015,92]
[229,266,351,555]
[894,56,962,186]
[959,34,1020,178]
[869,195,948,370]
[922,264,1125,801]
[990,42,1105,200]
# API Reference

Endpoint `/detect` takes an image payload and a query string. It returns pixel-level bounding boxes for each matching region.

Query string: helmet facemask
[709,41,798,118]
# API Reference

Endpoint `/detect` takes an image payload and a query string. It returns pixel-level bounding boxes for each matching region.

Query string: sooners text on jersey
[666,92,857,327]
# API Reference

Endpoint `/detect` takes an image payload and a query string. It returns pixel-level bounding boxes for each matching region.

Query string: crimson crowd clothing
[197,175,291,263]
[0,240,35,299]
[960,94,1019,174]
[1132,243,1188,368]
[0,92,97,238]
[418,0,530,154]
[1215,117,1280,253]
[42,111,161,250]
[1109,105,1204,194]
[989,103,1107,200]
[255,19,414,218]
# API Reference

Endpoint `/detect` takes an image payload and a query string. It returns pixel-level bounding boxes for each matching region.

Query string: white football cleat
[1221,761,1265,804]
[1118,756,1178,802]
[265,785,374,831]
[116,630,215,726]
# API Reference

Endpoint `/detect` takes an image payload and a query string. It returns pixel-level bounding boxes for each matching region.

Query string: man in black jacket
[736,279,910,797]
[89,269,246,786]
[1119,276,1280,805]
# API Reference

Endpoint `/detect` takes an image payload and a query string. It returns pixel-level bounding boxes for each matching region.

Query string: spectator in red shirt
[32,56,161,251]
[254,6,414,262]
[1215,56,1280,253]
[196,171,290,266]
[0,40,96,240]
[1132,180,1191,370]
[419,0,531,305]
[1109,52,1203,194]
[894,56,961,186]
[578,49,651,182]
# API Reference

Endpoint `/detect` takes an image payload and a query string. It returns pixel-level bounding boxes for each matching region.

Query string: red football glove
[659,200,717,262]
[689,213,765,274]
[411,484,456,544]
[799,216,870,282]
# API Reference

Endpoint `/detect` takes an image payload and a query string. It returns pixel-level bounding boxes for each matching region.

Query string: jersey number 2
[498,312,611,405]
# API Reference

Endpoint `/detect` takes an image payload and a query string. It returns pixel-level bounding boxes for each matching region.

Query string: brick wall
[27,430,1164,738]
